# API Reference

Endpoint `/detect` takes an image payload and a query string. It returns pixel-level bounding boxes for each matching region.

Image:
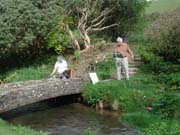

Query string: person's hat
[116,37,123,43]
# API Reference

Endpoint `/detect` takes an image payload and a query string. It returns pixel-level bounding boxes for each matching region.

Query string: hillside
[146,0,180,14]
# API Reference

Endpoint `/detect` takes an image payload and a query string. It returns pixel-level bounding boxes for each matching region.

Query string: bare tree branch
[63,0,117,51]
[91,8,114,24]
[91,23,119,32]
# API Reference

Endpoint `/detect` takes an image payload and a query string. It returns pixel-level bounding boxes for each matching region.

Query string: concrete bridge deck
[0,78,86,113]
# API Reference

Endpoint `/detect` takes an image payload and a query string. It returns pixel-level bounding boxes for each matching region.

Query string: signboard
[89,72,99,84]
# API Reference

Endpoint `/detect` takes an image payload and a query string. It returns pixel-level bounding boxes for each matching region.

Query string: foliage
[46,26,71,54]
[121,112,161,128]
[62,0,148,41]
[139,11,180,92]
[145,10,180,40]
[153,92,180,119]
[158,73,180,91]
[138,45,167,73]
[84,128,97,135]
[96,56,116,80]
[144,121,180,135]
[0,55,56,83]
[158,21,180,62]
[74,50,81,60]
[83,74,160,111]
[127,18,148,44]
[145,10,180,63]
[0,0,63,62]
[146,0,180,14]
[101,0,148,37]
[0,119,47,135]
[82,83,108,106]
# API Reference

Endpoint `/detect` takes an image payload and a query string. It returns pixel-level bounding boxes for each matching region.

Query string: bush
[145,10,180,41]
[83,75,159,112]
[158,73,180,91]
[82,83,108,107]
[138,45,166,73]
[144,121,180,135]
[153,92,180,119]
[145,10,180,63]
[46,29,71,54]
[0,0,63,55]
[158,21,180,63]
[96,56,116,80]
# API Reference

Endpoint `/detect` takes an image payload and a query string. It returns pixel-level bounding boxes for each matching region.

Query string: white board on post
[88,72,99,84]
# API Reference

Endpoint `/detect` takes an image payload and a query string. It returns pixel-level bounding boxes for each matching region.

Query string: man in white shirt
[50,56,68,79]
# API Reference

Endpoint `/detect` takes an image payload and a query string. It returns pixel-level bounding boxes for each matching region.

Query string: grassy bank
[0,55,57,84]
[146,0,180,14]
[82,71,180,134]
[83,72,160,110]
[82,49,180,134]
[0,119,47,135]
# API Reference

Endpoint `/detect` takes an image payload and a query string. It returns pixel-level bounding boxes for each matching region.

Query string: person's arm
[127,46,134,60]
[50,64,57,76]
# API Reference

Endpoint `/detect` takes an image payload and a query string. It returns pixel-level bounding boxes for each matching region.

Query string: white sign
[89,72,99,84]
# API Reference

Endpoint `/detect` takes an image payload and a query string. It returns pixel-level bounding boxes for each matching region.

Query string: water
[1,98,138,135]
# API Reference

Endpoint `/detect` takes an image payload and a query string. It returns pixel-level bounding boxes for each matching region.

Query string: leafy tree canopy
[0,0,63,56]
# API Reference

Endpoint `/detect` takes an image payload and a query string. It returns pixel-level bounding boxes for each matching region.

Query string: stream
[1,96,139,135]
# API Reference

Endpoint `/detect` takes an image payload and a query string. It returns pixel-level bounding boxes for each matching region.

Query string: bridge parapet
[0,78,86,113]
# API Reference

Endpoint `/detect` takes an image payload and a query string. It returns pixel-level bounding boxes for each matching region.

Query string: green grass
[83,73,161,112]
[0,119,47,135]
[143,120,180,135]
[121,112,161,128]
[0,55,57,83]
[84,128,97,135]
[146,0,180,14]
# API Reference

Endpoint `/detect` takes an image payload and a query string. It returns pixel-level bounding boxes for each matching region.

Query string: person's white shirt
[50,56,69,77]
[55,60,68,74]
[54,60,68,74]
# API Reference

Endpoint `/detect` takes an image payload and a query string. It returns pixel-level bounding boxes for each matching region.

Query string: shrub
[0,0,63,56]
[145,10,180,63]
[144,121,180,135]
[158,73,180,91]
[96,56,116,80]
[159,21,180,63]
[46,29,70,54]
[138,45,166,73]
[83,76,159,112]
[82,83,108,106]
[153,92,180,119]
[145,10,180,41]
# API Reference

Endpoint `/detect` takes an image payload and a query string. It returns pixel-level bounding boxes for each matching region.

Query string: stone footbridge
[0,78,86,113]
[0,56,141,113]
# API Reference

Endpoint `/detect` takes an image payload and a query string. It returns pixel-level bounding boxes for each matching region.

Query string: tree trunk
[84,32,91,49]
[65,25,80,51]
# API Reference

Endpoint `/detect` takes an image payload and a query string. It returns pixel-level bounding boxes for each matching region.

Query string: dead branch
[91,23,119,32]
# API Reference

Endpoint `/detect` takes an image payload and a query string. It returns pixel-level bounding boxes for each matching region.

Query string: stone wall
[0,78,86,113]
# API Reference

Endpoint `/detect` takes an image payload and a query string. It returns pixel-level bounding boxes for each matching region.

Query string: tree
[0,0,63,58]
[62,0,119,52]
[101,0,147,37]
[61,0,147,52]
